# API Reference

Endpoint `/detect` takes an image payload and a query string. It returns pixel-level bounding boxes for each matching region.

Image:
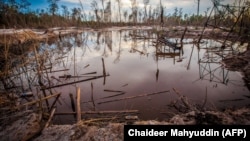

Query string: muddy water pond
[35,28,249,124]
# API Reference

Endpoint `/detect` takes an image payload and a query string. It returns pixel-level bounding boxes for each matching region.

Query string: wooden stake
[76,87,81,123]
[187,44,194,70]
[69,93,76,113]
[102,58,106,85]
[91,82,95,110]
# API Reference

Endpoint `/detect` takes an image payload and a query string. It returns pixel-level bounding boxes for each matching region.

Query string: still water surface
[41,28,249,124]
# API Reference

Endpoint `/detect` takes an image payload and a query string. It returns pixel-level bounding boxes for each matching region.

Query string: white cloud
[61,0,83,3]
[60,0,237,16]
[61,0,79,3]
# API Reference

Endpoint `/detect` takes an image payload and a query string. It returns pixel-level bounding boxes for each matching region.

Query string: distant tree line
[0,0,249,30]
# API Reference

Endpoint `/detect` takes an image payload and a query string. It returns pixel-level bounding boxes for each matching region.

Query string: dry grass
[0,30,38,46]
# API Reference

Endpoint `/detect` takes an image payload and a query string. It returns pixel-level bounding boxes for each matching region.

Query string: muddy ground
[0,106,250,141]
[221,48,250,90]
[0,26,250,141]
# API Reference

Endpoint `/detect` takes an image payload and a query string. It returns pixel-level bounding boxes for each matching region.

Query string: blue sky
[16,0,236,17]
[18,0,81,12]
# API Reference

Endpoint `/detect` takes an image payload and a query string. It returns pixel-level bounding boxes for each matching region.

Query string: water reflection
[7,28,249,124]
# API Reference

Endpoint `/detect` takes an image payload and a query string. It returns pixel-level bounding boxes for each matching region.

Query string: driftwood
[15,93,61,109]
[49,69,69,73]
[101,92,126,99]
[59,75,102,78]
[42,75,109,90]
[82,92,126,104]
[54,110,139,115]
[98,90,169,104]
[59,75,89,78]
[44,108,56,128]
[83,64,90,69]
[122,84,128,87]
[219,99,244,102]
[49,94,61,112]
[104,89,124,93]
[81,72,97,75]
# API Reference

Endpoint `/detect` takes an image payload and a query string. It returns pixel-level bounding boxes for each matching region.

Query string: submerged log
[54,110,139,115]
[101,92,126,99]
[49,69,69,73]
[59,75,102,78]
[42,75,109,90]
[122,84,128,87]
[81,72,97,75]
[20,92,33,98]
[104,89,124,93]
[83,64,90,68]
[98,90,170,104]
